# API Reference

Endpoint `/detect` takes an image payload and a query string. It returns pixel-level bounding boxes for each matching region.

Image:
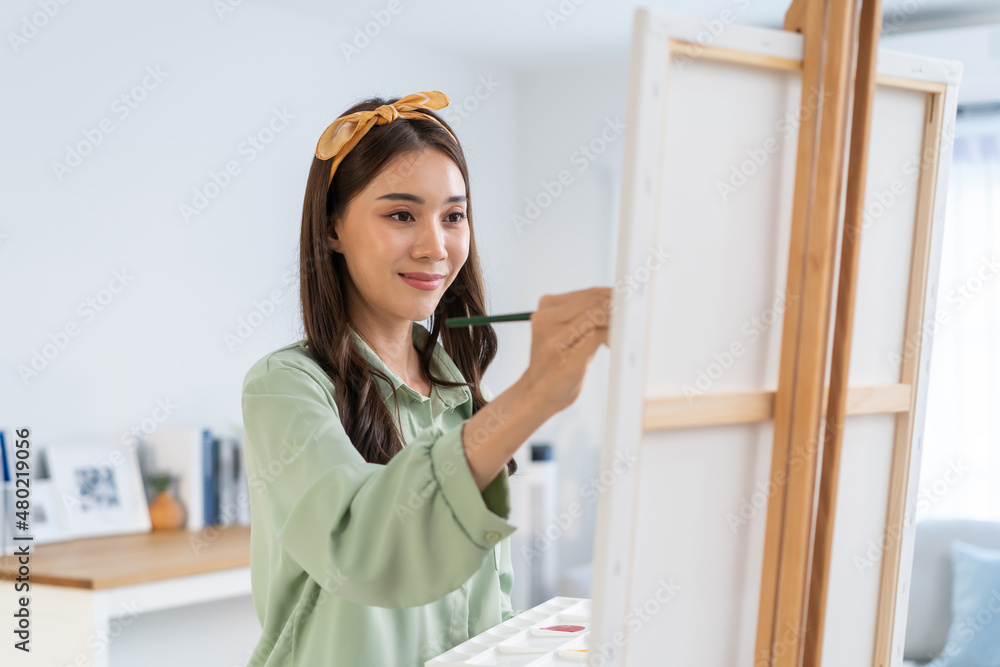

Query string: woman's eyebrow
[375,193,467,205]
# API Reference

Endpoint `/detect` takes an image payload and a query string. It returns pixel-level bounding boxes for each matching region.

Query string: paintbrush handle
[444,311,534,327]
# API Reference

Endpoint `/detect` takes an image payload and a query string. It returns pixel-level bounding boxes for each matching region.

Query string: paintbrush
[444,312,534,327]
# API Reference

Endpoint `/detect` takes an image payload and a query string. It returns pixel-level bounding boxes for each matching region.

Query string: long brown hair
[299,94,516,477]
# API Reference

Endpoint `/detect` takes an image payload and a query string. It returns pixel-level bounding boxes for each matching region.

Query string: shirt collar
[348,321,473,409]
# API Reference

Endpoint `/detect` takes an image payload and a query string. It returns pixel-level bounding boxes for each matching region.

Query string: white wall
[1,0,523,441]
[503,55,629,608]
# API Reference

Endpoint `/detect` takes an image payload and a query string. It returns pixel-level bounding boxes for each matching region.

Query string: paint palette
[424,596,592,666]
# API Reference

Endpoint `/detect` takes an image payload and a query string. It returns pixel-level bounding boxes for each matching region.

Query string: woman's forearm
[461,375,553,491]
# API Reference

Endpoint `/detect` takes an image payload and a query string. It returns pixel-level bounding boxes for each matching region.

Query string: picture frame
[46,443,152,539]
[23,479,72,545]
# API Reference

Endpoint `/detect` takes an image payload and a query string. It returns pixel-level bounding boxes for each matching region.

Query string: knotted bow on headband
[315,90,456,187]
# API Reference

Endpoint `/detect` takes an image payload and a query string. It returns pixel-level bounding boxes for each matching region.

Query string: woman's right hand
[460,286,613,491]
[520,286,613,414]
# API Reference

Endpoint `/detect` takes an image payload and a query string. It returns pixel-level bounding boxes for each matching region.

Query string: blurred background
[2,1,998,665]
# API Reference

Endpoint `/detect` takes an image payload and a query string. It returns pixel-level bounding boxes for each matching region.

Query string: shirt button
[485,531,501,543]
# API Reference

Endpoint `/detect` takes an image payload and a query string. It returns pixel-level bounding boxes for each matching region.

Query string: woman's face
[329,148,470,325]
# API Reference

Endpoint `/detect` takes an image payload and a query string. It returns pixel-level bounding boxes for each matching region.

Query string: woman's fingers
[537,287,613,324]
[555,299,612,361]
[524,286,614,413]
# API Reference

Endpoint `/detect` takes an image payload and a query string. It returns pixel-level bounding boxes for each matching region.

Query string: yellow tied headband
[314,90,456,187]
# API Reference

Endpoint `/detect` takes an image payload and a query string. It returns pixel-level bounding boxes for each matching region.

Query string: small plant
[149,472,175,494]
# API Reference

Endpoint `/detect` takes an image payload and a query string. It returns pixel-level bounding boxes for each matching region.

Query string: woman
[241,90,611,666]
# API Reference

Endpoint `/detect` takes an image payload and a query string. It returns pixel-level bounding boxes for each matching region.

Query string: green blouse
[241,321,521,666]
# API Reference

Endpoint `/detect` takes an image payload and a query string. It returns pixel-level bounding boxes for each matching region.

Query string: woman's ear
[327,218,342,253]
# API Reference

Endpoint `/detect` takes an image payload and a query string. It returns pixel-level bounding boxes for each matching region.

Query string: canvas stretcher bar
[871,76,958,667]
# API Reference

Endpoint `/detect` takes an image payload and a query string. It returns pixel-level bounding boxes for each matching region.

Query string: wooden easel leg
[754,0,863,664]
[784,0,809,32]
[804,0,883,664]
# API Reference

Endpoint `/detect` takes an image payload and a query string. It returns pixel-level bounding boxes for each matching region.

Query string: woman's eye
[388,211,414,223]
[447,211,467,223]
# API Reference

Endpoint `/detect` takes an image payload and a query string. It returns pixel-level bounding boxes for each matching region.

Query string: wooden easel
[587,3,958,664]
[752,0,876,663]
[754,0,940,665]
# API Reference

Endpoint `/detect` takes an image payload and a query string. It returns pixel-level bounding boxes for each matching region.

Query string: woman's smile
[398,272,445,290]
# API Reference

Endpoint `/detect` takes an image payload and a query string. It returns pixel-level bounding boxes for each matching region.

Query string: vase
[149,490,187,530]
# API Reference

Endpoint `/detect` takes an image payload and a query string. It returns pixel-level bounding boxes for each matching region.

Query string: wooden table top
[0,526,250,590]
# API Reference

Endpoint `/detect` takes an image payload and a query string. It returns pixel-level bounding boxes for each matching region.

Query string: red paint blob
[540,624,585,633]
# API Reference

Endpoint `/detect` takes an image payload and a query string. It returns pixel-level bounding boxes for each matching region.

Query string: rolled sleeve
[242,363,517,609]
[429,421,517,550]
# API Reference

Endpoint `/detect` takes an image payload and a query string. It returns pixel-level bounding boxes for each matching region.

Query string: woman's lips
[399,273,443,290]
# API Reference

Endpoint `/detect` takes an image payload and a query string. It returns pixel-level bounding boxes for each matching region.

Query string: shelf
[0,525,250,589]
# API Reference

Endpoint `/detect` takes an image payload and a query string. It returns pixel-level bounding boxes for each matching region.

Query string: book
[1,481,9,555]
[234,440,251,525]
[137,429,251,531]
[1,430,10,482]
[1,432,11,555]
[204,433,218,527]
[218,436,237,526]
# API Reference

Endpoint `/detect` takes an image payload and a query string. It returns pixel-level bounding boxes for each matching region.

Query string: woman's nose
[413,221,447,260]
